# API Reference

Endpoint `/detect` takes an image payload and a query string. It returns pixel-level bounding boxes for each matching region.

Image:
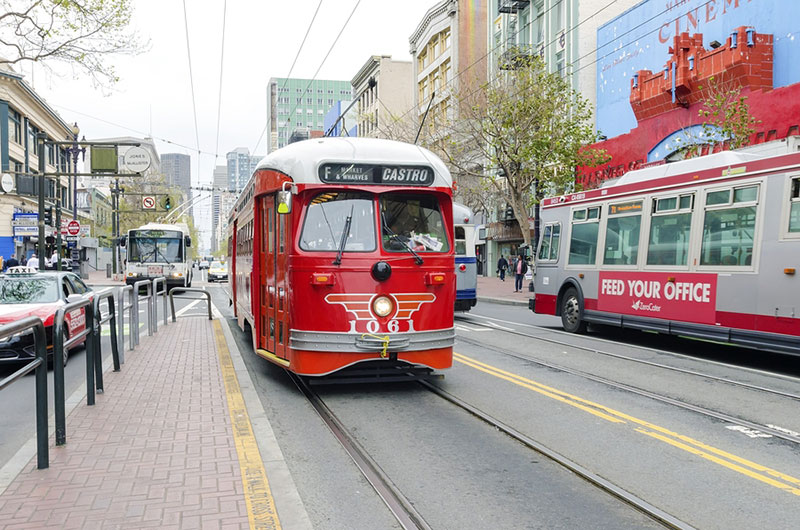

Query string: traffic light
[44,206,53,226]
[163,196,172,210]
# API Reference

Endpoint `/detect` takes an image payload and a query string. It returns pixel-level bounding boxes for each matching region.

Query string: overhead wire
[251,0,325,154]
[214,0,228,160]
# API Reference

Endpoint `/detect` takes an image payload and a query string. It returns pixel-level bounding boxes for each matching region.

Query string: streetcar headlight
[372,296,394,318]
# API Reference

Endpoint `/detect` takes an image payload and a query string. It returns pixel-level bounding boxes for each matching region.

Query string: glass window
[647,212,692,266]
[604,215,641,265]
[734,185,758,203]
[300,192,375,252]
[568,222,599,265]
[538,223,561,262]
[380,194,450,253]
[706,189,730,205]
[455,226,466,255]
[0,277,59,303]
[700,206,756,266]
[790,178,800,233]
[66,275,90,294]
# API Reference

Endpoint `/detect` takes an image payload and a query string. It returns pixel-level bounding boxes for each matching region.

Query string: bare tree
[439,54,609,249]
[0,0,144,85]
[697,75,760,150]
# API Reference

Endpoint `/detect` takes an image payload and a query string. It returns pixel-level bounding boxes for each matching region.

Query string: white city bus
[123,223,193,288]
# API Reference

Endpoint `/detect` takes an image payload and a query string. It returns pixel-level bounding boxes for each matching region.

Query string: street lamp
[64,122,86,220]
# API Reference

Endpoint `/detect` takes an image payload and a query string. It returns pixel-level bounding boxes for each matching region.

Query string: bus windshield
[381,194,450,253]
[128,230,184,264]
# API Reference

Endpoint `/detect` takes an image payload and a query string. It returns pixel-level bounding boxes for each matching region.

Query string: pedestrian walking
[496,255,508,281]
[27,253,39,270]
[4,255,19,270]
[20,255,27,266]
[513,253,528,292]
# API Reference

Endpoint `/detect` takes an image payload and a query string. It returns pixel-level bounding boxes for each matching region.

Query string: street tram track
[418,380,694,530]
[455,331,800,445]
[456,314,800,402]
[289,373,433,530]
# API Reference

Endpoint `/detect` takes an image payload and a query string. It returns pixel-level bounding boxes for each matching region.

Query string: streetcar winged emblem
[325,293,436,320]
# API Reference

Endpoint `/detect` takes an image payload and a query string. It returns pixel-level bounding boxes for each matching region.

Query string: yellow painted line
[455,354,625,424]
[214,320,282,529]
[454,352,800,495]
[636,428,800,496]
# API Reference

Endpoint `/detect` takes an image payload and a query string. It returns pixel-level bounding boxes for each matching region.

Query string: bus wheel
[561,287,586,333]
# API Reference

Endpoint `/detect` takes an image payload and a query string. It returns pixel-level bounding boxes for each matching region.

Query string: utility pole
[112,178,121,275]
[37,135,46,265]
[55,199,62,271]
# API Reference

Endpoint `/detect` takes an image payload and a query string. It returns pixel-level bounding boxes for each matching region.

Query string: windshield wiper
[382,212,423,265]
[333,205,354,266]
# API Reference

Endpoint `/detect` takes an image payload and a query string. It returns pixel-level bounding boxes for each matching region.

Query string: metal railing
[92,288,120,395]
[118,285,134,356]
[53,299,94,444]
[152,277,168,331]
[169,288,213,322]
[132,279,154,341]
[0,317,49,469]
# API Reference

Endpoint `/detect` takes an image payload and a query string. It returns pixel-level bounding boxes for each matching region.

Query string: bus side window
[603,201,642,266]
[700,185,759,266]
[790,177,800,233]
[455,226,466,255]
[646,195,693,266]
[568,208,600,265]
[538,223,561,262]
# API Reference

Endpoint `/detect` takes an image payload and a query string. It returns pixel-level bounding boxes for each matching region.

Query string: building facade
[226,147,261,193]
[583,0,800,188]
[266,78,353,152]
[161,153,191,215]
[351,55,413,138]
[323,101,357,138]
[211,164,228,253]
[0,64,80,261]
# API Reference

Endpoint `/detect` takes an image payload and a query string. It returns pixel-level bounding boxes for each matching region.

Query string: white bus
[123,223,193,288]
[531,149,800,355]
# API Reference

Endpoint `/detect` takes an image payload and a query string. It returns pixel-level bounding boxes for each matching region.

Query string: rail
[93,288,120,391]
[132,279,154,342]
[53,298,94,444]
[118,285,135,356]
[0,317,49,469]
[169,288,213,322]
[152,276,168,331]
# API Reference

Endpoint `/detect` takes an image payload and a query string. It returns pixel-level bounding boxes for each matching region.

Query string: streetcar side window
[603,201,642,266]
[647,194,693,266]
[300,192,376,252]
[700,185,759,266]
[789,177,800,233]
[568,207,600,265]
[455,226,467,255]
[538,222,560,262]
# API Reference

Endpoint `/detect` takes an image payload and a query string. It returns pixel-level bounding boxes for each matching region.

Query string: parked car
[199,260,210,270]
[208,262,228,283]
[0,268,92,367]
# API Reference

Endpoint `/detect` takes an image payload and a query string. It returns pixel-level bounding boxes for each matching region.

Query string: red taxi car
[0,267,93,367]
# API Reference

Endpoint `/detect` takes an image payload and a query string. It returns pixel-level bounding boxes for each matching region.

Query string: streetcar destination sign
[319,164,434,186]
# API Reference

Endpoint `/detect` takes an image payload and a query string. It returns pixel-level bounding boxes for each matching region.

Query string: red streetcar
[227,138,456,377]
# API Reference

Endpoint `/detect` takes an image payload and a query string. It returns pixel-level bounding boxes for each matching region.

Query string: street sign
[122,146,152,173]
[142,195,156,209]
[66,220,81,236]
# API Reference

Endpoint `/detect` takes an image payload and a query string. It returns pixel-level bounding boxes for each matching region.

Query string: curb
[477,295,529,307]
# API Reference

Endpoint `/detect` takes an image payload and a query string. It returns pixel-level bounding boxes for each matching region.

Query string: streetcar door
[262,198,276,355]
[274,197,290,360]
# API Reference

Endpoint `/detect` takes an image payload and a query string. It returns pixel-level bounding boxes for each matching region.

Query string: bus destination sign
[319,164,434,186]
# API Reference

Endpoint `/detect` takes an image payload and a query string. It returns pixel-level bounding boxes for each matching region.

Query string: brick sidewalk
[477,274,532,306]
[0,317,252,529]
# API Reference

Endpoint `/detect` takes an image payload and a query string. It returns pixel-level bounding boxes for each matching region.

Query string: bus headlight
[171,272,183,278]
[372,296,394,318]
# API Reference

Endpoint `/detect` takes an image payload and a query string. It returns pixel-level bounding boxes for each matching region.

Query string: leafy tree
[697,75,759,150]
[0,0,143,85]
[440,54,608,249]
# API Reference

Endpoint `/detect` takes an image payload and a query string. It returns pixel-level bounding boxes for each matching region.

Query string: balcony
[499,45,534,70]
[486,221,534,242]
[498,0,530,14]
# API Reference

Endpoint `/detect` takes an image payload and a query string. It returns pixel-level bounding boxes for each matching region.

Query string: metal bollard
[53,299,93,444]
[132,280,152,341]
[152,277,169,328]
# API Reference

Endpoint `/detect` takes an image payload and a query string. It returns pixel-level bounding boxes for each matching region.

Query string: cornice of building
[352,55,389,88]
[0,69,73,135]
[409,0,455,52]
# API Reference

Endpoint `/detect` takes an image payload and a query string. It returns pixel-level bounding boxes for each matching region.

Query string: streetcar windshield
[300,192,376,252]
[381,194,450,253]
[128,230,185,263]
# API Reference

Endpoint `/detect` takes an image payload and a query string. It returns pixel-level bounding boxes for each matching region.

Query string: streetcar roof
[254,137,453,187]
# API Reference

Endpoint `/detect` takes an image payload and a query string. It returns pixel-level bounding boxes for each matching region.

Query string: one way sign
[142,196,156,210]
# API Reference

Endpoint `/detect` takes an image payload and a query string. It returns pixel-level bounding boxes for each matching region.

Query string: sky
[23,0,440,252]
